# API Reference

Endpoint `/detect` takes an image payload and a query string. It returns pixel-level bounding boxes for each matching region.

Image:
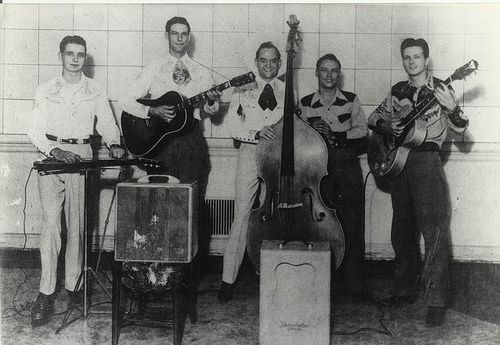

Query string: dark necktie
[258,83,277,111]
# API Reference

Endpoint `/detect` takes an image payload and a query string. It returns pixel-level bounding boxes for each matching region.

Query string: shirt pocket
[337,112,352,123]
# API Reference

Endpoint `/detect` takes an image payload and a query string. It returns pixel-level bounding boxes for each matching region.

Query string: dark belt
[414,142,440,152]
[46,134,90,144]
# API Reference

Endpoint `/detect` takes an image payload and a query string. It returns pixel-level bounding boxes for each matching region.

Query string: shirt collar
[50,74,90,95]
[408,73,434,90]
[311,88,346,107]
[255,74,280,91]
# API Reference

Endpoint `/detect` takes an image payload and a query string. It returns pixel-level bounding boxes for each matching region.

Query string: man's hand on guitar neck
[434,82,459,113]
[49,148,81,163]
[206,86,223,106]
[149,105,176,123]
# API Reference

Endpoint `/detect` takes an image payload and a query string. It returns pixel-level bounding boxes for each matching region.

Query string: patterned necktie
[172,60,191,86]
[258,83,278,111]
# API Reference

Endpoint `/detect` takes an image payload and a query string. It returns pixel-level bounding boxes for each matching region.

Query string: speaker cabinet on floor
[260,240,331,345]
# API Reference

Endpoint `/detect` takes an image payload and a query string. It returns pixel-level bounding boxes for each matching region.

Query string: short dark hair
[255,41,281,60]
[400,38,429,58]
[316,54,341,70]
[165,16,191,33]
[59,35,86,54]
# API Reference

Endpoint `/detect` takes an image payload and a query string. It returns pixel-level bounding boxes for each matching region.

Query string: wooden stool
[112,259,198,345]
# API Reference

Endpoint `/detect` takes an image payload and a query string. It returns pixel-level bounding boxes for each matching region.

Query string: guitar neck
[403,76,453,125]
[177,81,232,110]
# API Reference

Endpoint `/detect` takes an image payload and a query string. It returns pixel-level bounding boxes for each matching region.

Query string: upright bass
[246,15,345,270]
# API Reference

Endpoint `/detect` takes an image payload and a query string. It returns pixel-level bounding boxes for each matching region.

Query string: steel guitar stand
[32,158,164,334]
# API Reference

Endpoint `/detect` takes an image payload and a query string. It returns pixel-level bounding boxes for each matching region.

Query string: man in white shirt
[218,42,285,302]
[28,35,124,327]
[119,16,220,192]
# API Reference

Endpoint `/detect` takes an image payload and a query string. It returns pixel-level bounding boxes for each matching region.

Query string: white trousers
[222,144,260,284]
[37,144,91,295]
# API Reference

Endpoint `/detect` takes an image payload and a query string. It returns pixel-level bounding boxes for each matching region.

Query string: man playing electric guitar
[368,38,469,327]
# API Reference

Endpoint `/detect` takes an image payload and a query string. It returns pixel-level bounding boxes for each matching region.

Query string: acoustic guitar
[367,60,478,179]
[121,72,256,157]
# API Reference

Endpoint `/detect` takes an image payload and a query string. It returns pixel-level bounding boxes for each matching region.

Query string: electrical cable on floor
[1,168,67,319]
[331,170,392,337]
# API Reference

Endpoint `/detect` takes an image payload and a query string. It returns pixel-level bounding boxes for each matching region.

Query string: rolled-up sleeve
[347,96,368,139]
[27,87,58,156]
[95,90,121,147]
[118,67,154,119]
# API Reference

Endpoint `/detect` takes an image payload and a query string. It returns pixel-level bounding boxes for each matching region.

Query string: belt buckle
[68,138,77,144]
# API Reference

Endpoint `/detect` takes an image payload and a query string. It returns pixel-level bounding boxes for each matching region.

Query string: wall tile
[143,4,178,32]
[108,66,143,101]
[464,70,500,107]
[355,70,391,105]
[429,5,464,34]
[3,64,38,99]
[74,4,108,31]
[213,32,248,68]
[362,105,377,121]
[341,69,355,94]
[4,29,38,65]
[391,68,408,86]
[249,4,284,33]
[0,6,4,29]
[178,4,213,32]
[5,4,38,29]
[108,4,142,31]
[108,31,142,66]
[464,106,500,143]
[295,68,317,101]
[464,4,500,34]
[213,4,248,32]
[88,65,108,92]
[39,30,73,65]
[392,5,428,34]
[283,4,319,33]
[212,67,250,103]
[295,33,319,69]
[427,34,464,72]
[356,34,392,70]
[74,31,108,66]
[320,4,356,33]
[319,33,356,69]
[356,4,392,34]
[464,34,500,72]
[39,4,73,30]
[3,99,33,134]
[0,100,3,133]
[39,65,61,85]
[188,32,212,68]
[143,31,168,66]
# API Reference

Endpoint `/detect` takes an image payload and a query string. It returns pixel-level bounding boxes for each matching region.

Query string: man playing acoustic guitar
[368,38,469,327]
[119,16,221,258]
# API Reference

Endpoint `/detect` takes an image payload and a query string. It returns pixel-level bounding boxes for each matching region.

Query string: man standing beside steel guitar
[28,35,124,327]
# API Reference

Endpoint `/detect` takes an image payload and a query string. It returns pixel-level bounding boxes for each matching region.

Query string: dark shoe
[426,306,446,327]
[31,292,55,327]
[67,289,91,308]
[217,282,234,303]
[349,289,373,303]
[376,294,418,308]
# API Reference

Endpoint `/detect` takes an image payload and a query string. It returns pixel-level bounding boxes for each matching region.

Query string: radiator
[205,198,234,255]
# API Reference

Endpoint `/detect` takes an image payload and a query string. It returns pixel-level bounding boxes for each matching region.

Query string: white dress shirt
[28,75,121,156]
[119,53,219,120]
[226,75,286,144]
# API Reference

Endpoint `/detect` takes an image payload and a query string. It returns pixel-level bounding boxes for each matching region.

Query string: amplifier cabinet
[114,180,198,263]
[260,240,331,345]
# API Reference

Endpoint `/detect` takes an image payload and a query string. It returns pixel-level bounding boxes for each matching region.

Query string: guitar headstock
[138,157,164,169]
[229,72,256,88]
[451,60,479,82]
[286,14,301,55]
